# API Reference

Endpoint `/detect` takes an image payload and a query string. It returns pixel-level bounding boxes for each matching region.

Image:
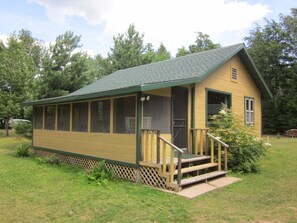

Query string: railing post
[211,138,214,163]
[145,130,149,162]
[177,152,182,186]
[162,141,166,173]
[205,129,209,155]
[224,146,228,171]
[218,143,221,171]
[170,149,174,183]
[156,130,160,164]
[189,129,192,154]
[199,130,203,155]
[141,130,144,161]
[194,129,198,155]
[150,131,154,163]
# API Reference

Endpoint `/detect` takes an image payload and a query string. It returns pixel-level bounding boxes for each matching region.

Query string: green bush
[86,160,114,185]
[15,143,31,157]
[37,154,60,165]
[210,106,270,173]
[13,122,32,139]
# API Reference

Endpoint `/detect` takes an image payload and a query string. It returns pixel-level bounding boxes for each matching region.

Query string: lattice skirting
[139,165,167,189]
[33,149,136,182]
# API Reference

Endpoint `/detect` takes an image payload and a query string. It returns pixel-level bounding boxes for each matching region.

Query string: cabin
[24,43,272,191]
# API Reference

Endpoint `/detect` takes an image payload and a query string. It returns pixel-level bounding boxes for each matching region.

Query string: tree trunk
[5,118,9,137]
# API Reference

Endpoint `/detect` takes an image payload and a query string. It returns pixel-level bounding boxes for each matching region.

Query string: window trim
[244,97,255,125]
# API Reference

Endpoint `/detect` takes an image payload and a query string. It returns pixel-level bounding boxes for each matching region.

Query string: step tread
[180,171,226,186]
[174,163,218,174]
[181,156,211,163]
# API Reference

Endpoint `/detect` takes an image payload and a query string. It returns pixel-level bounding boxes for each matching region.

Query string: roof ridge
[113,43,244,73]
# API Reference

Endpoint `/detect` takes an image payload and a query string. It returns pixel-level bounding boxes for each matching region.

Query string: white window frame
[245,97,254,125]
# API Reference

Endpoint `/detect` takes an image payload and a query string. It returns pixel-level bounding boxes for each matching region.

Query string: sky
[0,0,295,57]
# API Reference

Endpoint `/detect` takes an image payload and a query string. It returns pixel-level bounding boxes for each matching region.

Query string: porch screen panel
[113,96,136,134]
[34,106,43,129]
[44,105,56,130]
[91,100,110,133]
[143,95,171,133]
[57,104,70,131]
[72,102,88,132]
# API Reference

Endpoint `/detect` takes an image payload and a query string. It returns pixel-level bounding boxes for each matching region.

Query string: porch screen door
[172,87,188,148]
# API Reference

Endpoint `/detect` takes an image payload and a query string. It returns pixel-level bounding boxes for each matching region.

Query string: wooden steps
[168,171,227,188]
[174,163,218,175]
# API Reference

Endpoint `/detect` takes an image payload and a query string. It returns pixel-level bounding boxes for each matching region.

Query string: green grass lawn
[0,135,296,223]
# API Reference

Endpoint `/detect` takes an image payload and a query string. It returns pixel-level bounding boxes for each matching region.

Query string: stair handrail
[158,136,183,186]
[207,133,229,171]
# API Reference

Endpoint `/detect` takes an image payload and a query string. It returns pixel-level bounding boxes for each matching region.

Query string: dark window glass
[45,105,56,130]
[91,100,110,133]
[207,91,231,124]
[72,102,88,132]
[58,104,70,131]
[113,96,136,133]
[34,106,43,129]
[143,95,171,133]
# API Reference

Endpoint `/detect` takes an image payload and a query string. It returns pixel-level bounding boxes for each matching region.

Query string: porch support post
[135,92,143,183]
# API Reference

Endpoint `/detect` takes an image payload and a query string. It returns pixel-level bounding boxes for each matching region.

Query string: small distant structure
[284,129,297,138]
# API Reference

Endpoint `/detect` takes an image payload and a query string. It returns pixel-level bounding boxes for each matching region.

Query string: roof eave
[239,46,273,99]
[23,85,142,106]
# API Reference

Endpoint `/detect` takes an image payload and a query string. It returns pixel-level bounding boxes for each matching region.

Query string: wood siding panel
[33,130,136,164]
[143,88,171,97]
[195,55,262,136]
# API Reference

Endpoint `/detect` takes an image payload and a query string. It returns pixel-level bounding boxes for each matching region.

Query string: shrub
[37,153,60,165]
[210,105,269,173]
[86,160,114,185]
[15,143,31,157]
[13,122,32,139]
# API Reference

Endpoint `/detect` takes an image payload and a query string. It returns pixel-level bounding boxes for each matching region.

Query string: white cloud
[0,33,9,46]
[28,0,271,55]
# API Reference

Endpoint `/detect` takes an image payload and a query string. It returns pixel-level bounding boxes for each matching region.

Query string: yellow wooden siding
[33,130,136,164]
[143,88,171,97]
[194,55,262,136]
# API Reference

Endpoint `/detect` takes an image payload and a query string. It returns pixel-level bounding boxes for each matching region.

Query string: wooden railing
[207,133,229,171]
[141,129,184,185]
[189,128,209,155]
[189,128,229,171]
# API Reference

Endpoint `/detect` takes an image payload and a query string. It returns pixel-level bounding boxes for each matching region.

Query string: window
[113,96,136,133]
[231,67,238,81]
[72,102,88,132]
[207,90,231,125]
[245,97,254,125]
[143,95,171,133]
[58,104,70,131]
[45,105,56,130]
[91,100,110,133]
[34,106,43,129]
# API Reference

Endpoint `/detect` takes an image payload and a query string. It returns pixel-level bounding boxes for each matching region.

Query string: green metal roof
[24,43,272,106]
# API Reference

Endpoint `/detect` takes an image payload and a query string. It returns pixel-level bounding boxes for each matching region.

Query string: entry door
[172,87,188,148]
